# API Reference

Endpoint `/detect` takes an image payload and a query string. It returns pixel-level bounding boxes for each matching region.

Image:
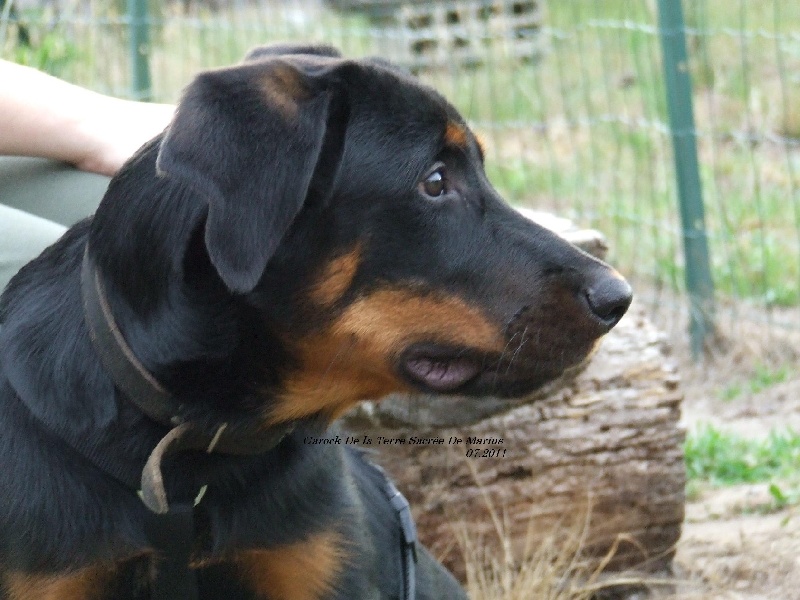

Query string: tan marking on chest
[237,530,347,600]
[5,565,112,600]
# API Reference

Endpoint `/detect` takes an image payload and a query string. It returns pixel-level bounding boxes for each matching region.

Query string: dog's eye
[420,168,448,199]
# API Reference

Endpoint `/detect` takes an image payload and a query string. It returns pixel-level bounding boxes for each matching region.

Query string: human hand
[74,99,175,177]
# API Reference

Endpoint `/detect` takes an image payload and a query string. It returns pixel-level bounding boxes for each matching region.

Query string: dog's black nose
[584,276,632,330]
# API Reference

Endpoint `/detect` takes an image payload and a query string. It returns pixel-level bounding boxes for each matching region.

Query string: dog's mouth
[398,339,596,397]
[399,344,483,392]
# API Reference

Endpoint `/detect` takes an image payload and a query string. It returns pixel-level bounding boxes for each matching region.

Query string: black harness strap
[373,463,418,600]
[144,503,199,600]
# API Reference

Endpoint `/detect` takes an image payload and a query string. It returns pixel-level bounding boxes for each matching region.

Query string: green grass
[1,5,80,76]
[767,482,800,514]
[3,0,800,307]
[685,425,800,486]
[720,363,791,401]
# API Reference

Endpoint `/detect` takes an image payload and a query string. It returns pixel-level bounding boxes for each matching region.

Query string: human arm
[0,60,174,176]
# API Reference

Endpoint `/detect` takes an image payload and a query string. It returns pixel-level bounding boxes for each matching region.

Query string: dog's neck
[92,244,287,429]
[88,142,292,423]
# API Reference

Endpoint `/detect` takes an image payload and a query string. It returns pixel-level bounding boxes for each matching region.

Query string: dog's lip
[398,344,483,392]
[397,339,594,395]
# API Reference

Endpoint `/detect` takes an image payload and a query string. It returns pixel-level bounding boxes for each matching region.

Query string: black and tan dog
[0,45,631,599]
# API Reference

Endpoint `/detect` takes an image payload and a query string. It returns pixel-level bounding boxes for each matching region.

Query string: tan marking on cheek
[307,245,362,308]
[270,332,410,424]
[237,530,348,600]
[444,121,468,148]
[259,64,310,122]
[334,288,504,355]
[5,566,112,600]
[269,288,503,424]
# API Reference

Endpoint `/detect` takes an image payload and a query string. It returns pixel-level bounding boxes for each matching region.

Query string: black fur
[0,44,630,599]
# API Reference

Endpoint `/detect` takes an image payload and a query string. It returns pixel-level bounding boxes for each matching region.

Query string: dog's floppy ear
[156,57,348,293]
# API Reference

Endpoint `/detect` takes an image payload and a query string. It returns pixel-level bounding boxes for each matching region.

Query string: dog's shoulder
[1,219,117,433]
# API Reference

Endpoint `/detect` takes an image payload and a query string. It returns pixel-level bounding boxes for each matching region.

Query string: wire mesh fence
[3,0,800,357]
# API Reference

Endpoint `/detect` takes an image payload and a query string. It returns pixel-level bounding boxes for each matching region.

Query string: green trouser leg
[0,157,110,291]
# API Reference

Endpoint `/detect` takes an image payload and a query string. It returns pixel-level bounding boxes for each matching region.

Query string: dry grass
[450,460,673,600]
[457,523,665,600]
[634,280,800,381]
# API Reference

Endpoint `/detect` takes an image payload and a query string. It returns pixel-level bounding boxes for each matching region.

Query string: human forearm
[0,60,174,176]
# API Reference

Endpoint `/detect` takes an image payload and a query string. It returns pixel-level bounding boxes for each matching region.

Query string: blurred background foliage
[2,0,800,354]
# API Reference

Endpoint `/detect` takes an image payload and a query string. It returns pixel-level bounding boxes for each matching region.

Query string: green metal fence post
[128,0,152,101]
[657,0,715,356]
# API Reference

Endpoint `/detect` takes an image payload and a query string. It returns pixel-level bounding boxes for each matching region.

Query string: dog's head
[98,44,631,426]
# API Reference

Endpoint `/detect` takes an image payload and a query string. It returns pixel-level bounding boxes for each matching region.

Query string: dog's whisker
[505,326,529,375]
[314,336,358,392]
[490,329,522,388]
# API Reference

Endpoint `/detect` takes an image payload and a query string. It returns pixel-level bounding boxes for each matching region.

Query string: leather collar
[80,245,294,511]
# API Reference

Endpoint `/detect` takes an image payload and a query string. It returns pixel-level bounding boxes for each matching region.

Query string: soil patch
[660,310,800,599]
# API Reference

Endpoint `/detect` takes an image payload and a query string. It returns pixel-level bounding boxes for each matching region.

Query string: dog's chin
[397,342,594,398]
